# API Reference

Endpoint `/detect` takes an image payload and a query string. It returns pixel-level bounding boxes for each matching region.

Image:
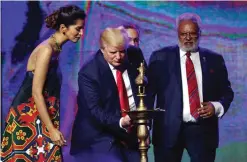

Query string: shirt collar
[180,49,187,58]
[179,49,199,58]
[108,63,115,71]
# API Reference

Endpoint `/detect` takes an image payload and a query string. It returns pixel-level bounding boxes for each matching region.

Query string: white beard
[178,39,199,52]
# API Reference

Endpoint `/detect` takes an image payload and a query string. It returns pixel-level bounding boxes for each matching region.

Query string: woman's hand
[49,128,66,146]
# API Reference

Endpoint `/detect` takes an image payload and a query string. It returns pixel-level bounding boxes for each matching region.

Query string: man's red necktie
[116,70,130,117]
[186,52,200,119]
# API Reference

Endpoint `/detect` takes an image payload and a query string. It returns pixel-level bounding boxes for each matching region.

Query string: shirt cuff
[119,117,128,132]
[211,101,224,118]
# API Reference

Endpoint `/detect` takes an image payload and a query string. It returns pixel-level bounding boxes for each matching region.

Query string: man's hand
[198,102,215,119]
[120,115,132,128]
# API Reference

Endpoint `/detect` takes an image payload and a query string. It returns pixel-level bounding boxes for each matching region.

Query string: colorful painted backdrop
[1,1,247,162]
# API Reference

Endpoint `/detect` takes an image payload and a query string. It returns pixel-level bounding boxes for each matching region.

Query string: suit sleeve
[127,45,147,69]
[146,52,159,110]
[78,71,126,135]
[216,55,234,115]
[137,47,147,68]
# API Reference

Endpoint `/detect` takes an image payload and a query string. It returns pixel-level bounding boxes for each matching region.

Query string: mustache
[178,40,199,52]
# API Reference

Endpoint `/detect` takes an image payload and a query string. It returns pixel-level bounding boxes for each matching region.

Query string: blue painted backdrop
[1,1,247,162]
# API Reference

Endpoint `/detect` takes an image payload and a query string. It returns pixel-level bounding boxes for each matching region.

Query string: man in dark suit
[118,23,147,69]
[147,13,234,162]
[70,27,144,162]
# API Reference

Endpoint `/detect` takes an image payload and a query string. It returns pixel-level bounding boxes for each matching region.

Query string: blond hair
[100,27,129,49]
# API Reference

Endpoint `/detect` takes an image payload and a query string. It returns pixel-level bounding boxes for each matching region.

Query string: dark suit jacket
[70,47,145,155]
[147,45,234,148]
[127,45,147,69]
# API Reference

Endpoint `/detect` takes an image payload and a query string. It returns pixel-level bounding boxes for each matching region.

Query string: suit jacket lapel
[96,50,118,94]
[164,46,183,113]
[174,46,183,98]
[199,47,209,101]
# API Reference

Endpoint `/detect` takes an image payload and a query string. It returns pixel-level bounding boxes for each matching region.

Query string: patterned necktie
[116,70,130,117]
[186,52,200,119]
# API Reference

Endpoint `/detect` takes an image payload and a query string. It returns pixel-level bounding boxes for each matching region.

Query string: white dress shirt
[108,63,136,128]
[179,49,224,122]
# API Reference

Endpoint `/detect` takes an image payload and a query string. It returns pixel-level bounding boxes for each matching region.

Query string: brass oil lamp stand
[125,62,165,162]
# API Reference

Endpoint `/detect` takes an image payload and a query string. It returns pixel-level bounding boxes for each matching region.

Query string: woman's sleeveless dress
[1,58,62,162]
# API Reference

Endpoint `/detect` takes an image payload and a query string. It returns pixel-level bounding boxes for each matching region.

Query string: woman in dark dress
[1,5,86,162]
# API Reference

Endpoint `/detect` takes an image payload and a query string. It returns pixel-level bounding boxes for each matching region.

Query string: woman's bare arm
[32,45,55,131]
[32,45,65,146]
